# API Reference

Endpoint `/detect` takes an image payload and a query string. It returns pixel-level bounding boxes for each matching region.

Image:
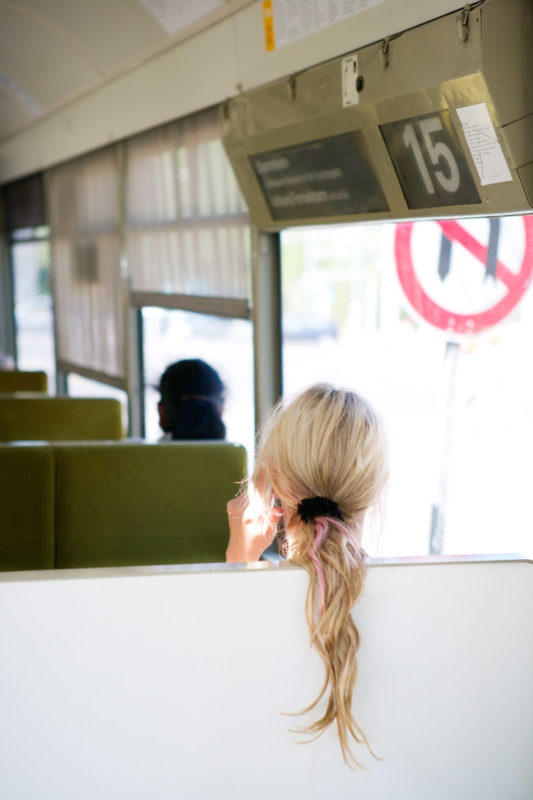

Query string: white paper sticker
[268,0,388,50]
[342,54,359,107]
[456,103,513,186]
[138,0,223,36]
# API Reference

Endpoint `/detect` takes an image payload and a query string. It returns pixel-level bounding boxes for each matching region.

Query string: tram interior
[0,1,532,797]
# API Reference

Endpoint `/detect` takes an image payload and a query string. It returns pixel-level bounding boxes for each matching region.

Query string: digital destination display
[250,131,389,221]
[380,111,480,209]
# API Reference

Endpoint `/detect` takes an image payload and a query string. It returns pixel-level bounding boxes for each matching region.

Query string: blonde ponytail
[252,384,387,766]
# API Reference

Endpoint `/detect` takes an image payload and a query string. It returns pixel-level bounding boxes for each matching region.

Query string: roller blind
[47,147,125,382]
[126,106,250,316]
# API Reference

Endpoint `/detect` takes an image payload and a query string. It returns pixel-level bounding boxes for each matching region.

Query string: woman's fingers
[227,494,247,519]
[225,493,280,562]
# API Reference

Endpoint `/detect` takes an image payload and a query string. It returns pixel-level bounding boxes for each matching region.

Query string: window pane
[126,108,250,301]
[48,146,125,383]
[142,307,254,463]
[281,216,533,560]
[12,237,55,390]
[67,373,128,434]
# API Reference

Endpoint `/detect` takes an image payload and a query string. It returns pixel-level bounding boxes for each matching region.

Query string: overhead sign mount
[224,0,532,229]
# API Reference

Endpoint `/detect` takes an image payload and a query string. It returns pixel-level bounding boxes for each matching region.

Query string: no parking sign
[395,217,533,334]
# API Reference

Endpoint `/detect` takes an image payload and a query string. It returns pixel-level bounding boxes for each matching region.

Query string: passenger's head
[252,383,387,766]
[158,359,226,440]
[253,383,387,550]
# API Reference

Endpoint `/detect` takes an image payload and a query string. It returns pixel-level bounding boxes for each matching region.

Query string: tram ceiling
[0,0,254,143]
[222,0,533,228]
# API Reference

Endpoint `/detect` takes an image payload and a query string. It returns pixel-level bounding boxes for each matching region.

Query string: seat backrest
[0,370,48,393]
[0,444,55,570]
[0,396,123,441]
[54,441,247,568]
[0,558,531,799]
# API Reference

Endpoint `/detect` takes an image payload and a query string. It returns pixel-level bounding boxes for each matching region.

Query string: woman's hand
[225,494,282,562]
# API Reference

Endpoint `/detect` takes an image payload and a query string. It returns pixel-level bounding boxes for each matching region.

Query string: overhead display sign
[250,132,389,221]
[380,111,481,209]
[395,217,533,334]
[223,1,532,228]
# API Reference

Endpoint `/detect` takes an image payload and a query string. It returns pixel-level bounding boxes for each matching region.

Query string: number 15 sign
[381,110,481,209]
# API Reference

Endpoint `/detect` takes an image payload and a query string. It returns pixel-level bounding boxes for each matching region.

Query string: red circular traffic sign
[395,217,533,334]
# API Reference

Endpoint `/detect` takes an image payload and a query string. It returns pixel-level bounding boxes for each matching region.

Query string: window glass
[11,226,49,242]
[11,234,55,390]
[125,108,250,302]
[281,215,533,559]
[142,307,254,462]
[48,147,125,382]
[67,373,128,434]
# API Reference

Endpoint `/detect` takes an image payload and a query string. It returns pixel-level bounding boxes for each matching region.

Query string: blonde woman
[226,383,388,766]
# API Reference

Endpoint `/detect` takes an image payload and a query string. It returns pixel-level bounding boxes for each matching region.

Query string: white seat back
[0,557,531,799]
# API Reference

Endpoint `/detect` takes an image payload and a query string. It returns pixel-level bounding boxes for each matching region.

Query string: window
[67,373,128,434]
[47,147,124,384]
[282,215,533,559]
[142,307,254,461]
[11,227,55,388]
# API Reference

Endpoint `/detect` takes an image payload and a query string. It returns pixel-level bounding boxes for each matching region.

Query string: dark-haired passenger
[158,359,226,441]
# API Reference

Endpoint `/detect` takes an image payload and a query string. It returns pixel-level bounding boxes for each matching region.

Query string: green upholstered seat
[0,370,48,393]
[0,445,55,571]
[55,442,247,568]
[0,396,124,441]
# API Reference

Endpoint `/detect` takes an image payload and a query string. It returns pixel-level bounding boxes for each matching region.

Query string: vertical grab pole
[118,141,144,438]
[251,227,283,434]
[43,171,67,396]
[0,212,17,365]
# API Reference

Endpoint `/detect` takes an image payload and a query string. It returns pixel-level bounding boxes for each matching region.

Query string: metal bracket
[288,74,297,100]
[457,4,471,42]
[380,37,390,69]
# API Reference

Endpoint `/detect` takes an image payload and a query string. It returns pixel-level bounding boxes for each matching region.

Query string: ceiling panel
[0,89,33,137]
[6,0,167,73]
[0,0,246,143]
[0,7,100,116]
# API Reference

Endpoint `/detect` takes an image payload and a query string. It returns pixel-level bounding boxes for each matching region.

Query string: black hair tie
[297,496,344,524]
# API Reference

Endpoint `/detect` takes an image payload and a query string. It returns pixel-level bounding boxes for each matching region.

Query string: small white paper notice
[456,103,513,186]
[268,0,387,50]
[139,0,223,35]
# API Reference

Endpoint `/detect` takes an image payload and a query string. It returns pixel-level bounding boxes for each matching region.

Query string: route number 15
[403,117,460,194]
[380,110,480,209]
